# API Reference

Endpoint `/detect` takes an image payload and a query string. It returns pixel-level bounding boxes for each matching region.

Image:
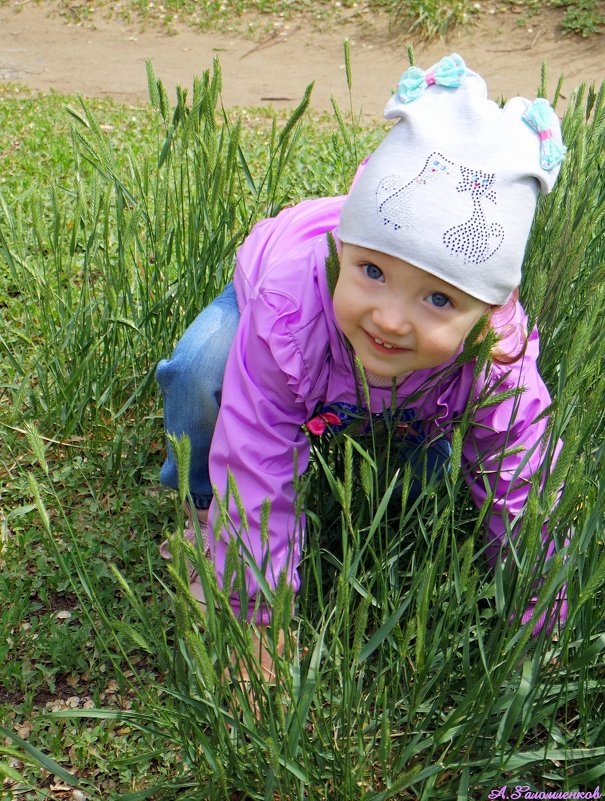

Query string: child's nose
[372,302,413,336]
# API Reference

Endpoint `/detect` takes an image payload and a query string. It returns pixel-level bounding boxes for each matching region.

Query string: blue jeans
[156,282,240,510]
[389,433,452,502]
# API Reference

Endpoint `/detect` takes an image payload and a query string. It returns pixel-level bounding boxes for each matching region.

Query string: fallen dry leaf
[14,723,32,739]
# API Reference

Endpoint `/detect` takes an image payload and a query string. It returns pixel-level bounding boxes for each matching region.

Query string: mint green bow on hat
[396,53,467,104]
[522,98,567,171]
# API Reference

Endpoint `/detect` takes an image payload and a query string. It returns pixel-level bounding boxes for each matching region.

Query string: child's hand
[236,624,285,685]
[230,625,286,720]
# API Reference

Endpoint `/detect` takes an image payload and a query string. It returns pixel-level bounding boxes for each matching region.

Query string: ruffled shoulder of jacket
[479,299,541,392]
[469,302,550,435]
[235,196,346,305]
[236,242,338,411]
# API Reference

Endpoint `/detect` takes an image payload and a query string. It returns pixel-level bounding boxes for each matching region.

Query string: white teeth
[374,337,393,349]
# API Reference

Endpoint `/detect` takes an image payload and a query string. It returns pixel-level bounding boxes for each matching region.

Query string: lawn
[1,43,605,801]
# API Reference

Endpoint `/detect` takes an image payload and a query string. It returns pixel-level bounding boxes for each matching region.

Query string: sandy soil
[0,1,603,118]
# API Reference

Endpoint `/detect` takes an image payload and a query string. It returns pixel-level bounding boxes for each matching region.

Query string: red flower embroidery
[306,411,342,436]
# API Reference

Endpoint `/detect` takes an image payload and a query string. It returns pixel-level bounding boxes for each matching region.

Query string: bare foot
[184,503,209,527]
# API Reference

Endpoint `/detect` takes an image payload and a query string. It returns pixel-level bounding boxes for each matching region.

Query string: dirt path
[1,1,603,118]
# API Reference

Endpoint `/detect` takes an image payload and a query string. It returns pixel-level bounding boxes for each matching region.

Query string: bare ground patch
[0,1,603,116]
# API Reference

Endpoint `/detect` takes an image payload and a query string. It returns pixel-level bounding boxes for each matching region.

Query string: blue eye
[363,263,384,282]
[426,292,451,308]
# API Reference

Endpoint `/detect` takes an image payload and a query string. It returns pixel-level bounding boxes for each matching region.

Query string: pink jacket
[207,195,562,626]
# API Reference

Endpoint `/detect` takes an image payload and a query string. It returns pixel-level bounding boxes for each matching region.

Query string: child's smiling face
[333,244,490,378]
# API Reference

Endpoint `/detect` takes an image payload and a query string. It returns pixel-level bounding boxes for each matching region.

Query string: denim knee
[157,282,240,507]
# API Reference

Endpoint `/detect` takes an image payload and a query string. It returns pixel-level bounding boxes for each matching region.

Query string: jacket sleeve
[206,289,314,624]
[461,326,567,633]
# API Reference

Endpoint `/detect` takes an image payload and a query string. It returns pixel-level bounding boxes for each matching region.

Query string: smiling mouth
[374,336,395,349]
[365,331,410,353]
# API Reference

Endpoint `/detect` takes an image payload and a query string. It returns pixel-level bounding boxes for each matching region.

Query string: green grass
[1,55,605,800]
[503,0,605,36]
[390,0,604,38]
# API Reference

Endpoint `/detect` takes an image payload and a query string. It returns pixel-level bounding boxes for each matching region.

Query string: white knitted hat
[338,54,566,304]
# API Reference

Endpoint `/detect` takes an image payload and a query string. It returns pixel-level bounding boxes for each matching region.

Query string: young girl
[157,54,567,667]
